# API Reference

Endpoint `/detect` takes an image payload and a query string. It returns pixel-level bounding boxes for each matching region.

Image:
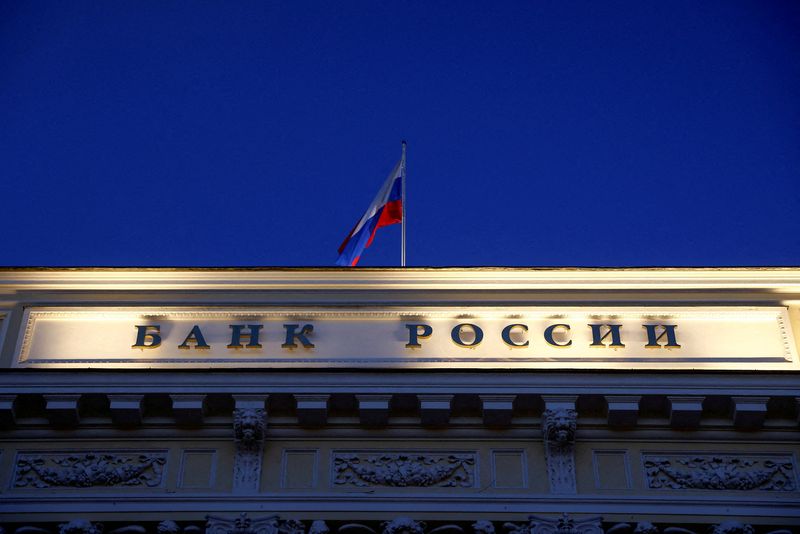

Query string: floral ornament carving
[504,514,602,534]
[15,452,166,488]
[710,523,754,534]
[333,452,475,488]
[308,522,329,534]
[605,522,660,534]
[472,522,495,534]
[282,521,305,534]
[7,518,800,534]
[156,522,181,534]
[643,455,796,491]
[11,526,50,534]
[631,524,659,534]
[381,519,426,534]
[108,526,145,534]
[206,513,303,534]
[59,521,103,534]
[542,409,578,494]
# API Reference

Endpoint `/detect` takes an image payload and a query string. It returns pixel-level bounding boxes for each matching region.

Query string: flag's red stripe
[365,200,402,248]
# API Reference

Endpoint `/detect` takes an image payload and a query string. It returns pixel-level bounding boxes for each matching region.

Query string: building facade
[0,268,798,534]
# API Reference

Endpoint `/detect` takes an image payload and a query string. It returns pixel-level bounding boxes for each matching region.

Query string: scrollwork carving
[14,452,166,489]
[333,452,475,488]
[644,455,796,491]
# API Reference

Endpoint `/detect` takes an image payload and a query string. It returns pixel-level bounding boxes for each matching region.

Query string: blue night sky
[1,1,799,267]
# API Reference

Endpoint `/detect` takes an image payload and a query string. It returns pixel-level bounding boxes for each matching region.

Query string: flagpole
[401,140,407,267]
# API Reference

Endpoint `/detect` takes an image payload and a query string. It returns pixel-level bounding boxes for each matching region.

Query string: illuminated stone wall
[0,268,797,530]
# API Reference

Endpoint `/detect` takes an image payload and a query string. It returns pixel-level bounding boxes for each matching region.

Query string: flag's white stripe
[351,160,402,236]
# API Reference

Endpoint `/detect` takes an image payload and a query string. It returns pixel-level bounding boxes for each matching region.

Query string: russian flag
[336,160,403,266]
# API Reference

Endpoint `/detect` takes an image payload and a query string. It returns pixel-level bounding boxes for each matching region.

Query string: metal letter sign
[12,306,799,370]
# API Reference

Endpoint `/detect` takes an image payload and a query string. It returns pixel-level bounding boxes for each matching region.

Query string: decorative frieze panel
[643,454,796,491]
[332,451,476,488]
[13,451,167,489]
[505,514,603,534]
[58,520,103,534]
[380,518,426,534]
[206,513,305,534]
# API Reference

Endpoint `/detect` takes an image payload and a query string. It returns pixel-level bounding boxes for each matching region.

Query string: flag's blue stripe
[336,206,385,266]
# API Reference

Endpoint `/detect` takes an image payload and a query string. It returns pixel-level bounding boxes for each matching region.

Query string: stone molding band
[1,393,796,432]
[0,514,787,534]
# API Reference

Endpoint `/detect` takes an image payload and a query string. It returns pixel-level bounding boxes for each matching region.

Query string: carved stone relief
[605,522,763,534]
[308,522,329,534]
[542,409,578,494]
[471,521,495,534]
[504,514,603,534]
[14,451,166,489]
[333,452,475,488]
[0,517,796,534]
[643,454,796,491]
[380,519,426,534]
[233,408,267,492]
[205,514,303,534]
[156,522,180,534]
[58,521,103,534]
[709,523,755,534]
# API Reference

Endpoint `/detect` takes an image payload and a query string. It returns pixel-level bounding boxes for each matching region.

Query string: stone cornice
[1,492,798,516]
[0,267,799,292]
[1,370,797,395]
